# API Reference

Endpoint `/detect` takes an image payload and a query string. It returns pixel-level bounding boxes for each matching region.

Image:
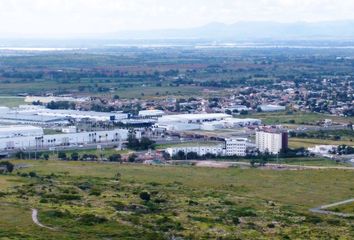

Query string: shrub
[0,161,14,173]
[78,214,107,225]
[109,154,122,162]
[29,171,37,178]
[139,191,151,202]
[89,188,102,196]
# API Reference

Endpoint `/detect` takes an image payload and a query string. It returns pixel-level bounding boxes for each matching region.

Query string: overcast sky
[1,0,354,37]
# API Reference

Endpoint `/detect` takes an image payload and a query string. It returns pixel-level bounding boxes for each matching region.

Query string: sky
[1,0,354,37]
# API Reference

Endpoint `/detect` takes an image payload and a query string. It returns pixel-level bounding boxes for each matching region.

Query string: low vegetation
[0,160,353,239]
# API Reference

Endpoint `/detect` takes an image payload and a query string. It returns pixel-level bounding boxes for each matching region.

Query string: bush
[77,182,92,191]
[89,188,102,196]
[128,154,137,163]
[0,161,14,173]
[109,154,122,162]
[139,191,151,202]
[78,214,107,225]
[29,171,37,178]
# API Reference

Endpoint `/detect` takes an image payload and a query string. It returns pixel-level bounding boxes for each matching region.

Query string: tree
[109,154,122,162]
[58,152,67,160]
[186,152,199,160]
[71,152,79,161]
[173,151,186,160]
[140,137,155,150]
[43,153,49,160]
[225,109,232,115]
[127,134,155,151]
[128,154,137,163]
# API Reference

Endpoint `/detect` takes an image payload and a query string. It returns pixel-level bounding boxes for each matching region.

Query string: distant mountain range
[111,21,354,40]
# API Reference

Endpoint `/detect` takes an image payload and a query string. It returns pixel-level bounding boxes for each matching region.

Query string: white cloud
[0,0,354,36]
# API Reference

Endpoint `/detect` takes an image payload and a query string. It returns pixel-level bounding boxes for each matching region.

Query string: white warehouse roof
[159,113,231,123]
[138,110,165,117]
[0,125,43,138]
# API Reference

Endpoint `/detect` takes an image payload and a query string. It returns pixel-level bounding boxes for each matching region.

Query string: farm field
[0,160,353,239]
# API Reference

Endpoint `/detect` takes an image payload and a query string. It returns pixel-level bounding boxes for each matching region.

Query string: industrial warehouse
[0,125,129,152]
[0,104,291,159]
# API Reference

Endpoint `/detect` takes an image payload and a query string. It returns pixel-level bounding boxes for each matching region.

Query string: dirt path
[310,198,354,217]
[32,209,55,230]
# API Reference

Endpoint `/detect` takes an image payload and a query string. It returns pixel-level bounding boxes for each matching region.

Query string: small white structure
[224,105,250,112]
[0,125,43,139]
[308,145,337,155]
[222,118,262,128]
[25,96,87,104]
[259,105,286,112]
[138,110,165,118]
[62,126,77,133]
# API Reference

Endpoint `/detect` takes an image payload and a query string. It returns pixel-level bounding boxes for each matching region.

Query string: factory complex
[0,105,289,158]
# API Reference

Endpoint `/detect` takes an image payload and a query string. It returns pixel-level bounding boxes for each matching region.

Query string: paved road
[310,198,354,217]
[32,209,54,230]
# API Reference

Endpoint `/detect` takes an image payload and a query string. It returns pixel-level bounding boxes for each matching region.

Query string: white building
[25,96,87,104]
[166,143,225,157]
[259,105,286,112]
[17,109,128,122]
[138,110,165,118]
[156,113,231,131]
[0,129,129,151]
[256,130,288,154]
[224,138,248,156]
[222,118,262,128]
[166,138,250,158]
[0,113,69,125]
[158,113,231,124]
[308,145,337,155]
[0,125,44,138]
[62,126,77,133]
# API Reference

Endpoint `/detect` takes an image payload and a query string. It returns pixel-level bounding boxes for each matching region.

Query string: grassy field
[0,96,25,107]
[270,157,350,166]
[289,137,354,148]
[0,160,353,239]
[245,111,354,125]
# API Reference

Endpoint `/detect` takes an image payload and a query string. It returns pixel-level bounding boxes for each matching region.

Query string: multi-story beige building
[256,129,288,154]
